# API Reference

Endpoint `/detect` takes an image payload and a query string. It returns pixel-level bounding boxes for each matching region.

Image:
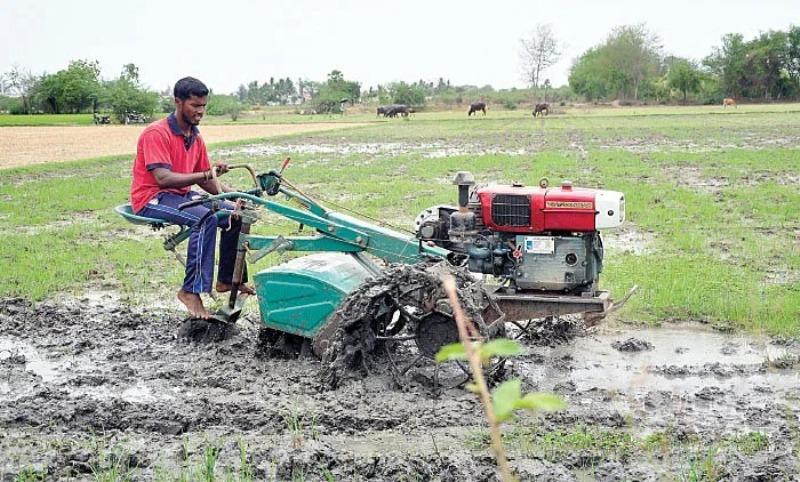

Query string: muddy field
[0,124,364,169]
[2,294,799,481]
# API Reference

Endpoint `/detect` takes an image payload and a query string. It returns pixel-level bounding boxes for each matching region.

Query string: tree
[668,58,702,102]
[30,59,102,113]
[5,64,38,114]
[389,81,426,106]
[568,24,662,102]
[568,47,613,101]
[236,84,247,103]
[604,24,662,100]
[274,77,296,104]
[99,63,159,121]
[519,24,562,90]
[787,25,800,92]
[121,63,140,84]
[313,70,361,113]
[704,33,748,99]
[325,70,360,102]
[746,30,789,100]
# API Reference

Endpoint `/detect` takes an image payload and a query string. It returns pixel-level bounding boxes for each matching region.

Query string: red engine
[474,178,625,233]
[415,173,625,295]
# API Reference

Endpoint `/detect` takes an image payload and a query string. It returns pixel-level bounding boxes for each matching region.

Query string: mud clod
[177,318,239,343]
[612,337,654,352]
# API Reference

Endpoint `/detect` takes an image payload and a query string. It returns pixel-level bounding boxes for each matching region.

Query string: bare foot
[215,281,256,296]
[177,290,211,319]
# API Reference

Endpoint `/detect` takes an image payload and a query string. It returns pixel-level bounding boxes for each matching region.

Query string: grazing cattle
[377,106,389,117]
[533,102,549,117]
[723,97,737,108]
[468,102,486,116]
[385,104,413,118]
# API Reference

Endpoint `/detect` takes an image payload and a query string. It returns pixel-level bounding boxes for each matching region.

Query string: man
[130,76,253,320]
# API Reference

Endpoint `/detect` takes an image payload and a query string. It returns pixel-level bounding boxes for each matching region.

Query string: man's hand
[213,161,230,176]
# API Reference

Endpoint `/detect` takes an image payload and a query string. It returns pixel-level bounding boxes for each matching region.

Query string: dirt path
[1,296,797,481]
[0,123,365,169]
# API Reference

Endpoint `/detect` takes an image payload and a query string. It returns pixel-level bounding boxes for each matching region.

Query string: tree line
[2,23,799,118]
[559,23,800,103]
[0,60,162,122]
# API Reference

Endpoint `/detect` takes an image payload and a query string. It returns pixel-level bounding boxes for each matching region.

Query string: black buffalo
[468,102,486,116]
[377,105,389,117]
[533,103,549,117]
[385,104,413,118]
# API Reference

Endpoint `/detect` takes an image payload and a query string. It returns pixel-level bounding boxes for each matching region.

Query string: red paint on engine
[477,183,597,233]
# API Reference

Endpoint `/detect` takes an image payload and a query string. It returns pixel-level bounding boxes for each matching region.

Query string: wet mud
[2,297,800,481]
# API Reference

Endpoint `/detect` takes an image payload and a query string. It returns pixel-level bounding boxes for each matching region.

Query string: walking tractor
[116,159,630,387]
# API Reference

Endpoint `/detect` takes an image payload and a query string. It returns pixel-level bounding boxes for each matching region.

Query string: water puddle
[216,141,530,160]
[517,324,800,422]
[0,335,174,404]
[0,336,64,382]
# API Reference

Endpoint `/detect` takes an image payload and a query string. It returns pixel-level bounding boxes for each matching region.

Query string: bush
[502,99,517,110]
[0,96,20,113]
[0,96,26,114]
[207,94,243,121]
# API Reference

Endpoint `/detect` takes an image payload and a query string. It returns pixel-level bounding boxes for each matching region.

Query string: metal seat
[115,204,172,228]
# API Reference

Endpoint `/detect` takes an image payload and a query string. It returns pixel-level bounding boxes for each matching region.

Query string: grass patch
[0,113,96,126]
[468,423,772,479]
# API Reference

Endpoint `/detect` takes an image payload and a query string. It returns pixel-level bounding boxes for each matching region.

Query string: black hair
[173,77,209,101]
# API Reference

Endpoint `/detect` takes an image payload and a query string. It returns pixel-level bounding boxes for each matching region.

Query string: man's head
[173,77,209,127]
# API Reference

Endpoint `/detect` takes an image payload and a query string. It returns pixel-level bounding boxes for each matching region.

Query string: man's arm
[151,168,210,189]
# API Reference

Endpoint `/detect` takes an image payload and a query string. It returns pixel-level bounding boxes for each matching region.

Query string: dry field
[0,123,363,169]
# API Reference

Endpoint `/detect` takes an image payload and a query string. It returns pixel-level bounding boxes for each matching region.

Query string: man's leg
[138,192,218,318]
[215,207,253,295]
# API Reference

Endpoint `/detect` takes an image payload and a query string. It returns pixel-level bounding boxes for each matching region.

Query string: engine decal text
[545,201,593,209]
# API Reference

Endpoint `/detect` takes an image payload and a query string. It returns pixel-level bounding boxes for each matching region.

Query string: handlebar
[225,164,259,189]
[177,158,292,210]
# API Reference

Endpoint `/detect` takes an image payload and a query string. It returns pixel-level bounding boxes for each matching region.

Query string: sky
[1,0,796,95]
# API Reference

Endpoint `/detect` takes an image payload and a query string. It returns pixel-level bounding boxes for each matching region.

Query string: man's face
[176,94,208,126]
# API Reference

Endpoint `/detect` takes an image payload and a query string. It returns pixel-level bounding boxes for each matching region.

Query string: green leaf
[435,343,468,362]
[480,338,523,359]
[517,392,567,412]
[491,380,522,422]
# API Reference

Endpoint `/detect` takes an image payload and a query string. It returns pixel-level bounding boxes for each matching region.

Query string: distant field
[0,123,368,169]
[3,103,800,169]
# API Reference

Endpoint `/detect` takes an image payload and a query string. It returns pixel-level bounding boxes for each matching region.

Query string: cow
[468,102,486,116]
[385,104,413,118]
[377,106,389,117]
[723,97,737,108]
[533,102,549,117]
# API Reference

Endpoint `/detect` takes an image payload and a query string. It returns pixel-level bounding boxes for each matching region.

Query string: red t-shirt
[130,114,211,213]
